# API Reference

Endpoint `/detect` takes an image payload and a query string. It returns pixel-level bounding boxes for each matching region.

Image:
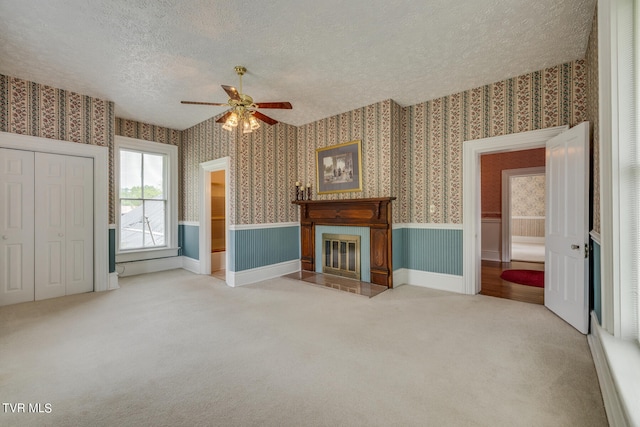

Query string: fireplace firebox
[322,233,361,280]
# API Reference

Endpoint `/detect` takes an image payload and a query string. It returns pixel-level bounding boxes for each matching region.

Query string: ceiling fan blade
[253,111,278,125]
[215,110,233,123]
[221,85,241,101]
[255,102,292,109]
[181,101,228,106]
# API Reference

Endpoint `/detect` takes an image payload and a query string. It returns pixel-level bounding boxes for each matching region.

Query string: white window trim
[115,136,178,262]
[589,1,640,426]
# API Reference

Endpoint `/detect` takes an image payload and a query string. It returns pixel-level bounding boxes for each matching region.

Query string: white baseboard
[116,256,183,277]
[393,268,464,294]
[481,250,501,262]
[211,251,226,271]
[393,269,408,287]
[182,256,200,274]
[588,312,634,427]
[227,259,300,287]
[108,272,120,290]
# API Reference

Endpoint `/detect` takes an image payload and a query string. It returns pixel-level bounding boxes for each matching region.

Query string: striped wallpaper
[0,74,113,146]
[297,100,395,203]
[181,115,298,225]
[405,60,586,224]
[293,60,587,225]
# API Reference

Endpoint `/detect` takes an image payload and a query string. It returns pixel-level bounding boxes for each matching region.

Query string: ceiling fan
[181,66,292,133]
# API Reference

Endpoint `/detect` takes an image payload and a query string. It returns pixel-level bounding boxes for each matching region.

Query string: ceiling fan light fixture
[182,66,290,129]
[242,119,252,134]
[227,112,239,127]
[249,115,260,130]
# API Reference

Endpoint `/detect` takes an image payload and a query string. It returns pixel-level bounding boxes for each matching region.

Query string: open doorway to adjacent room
[210,170,226,280]
[479,148,546,305]
[199,157,230,283]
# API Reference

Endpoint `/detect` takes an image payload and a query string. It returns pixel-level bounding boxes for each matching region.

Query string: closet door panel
[0,148,35,306]
[65,156,93,295]
[35,153,66,300]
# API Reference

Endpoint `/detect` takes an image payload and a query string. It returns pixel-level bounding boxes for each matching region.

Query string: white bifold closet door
[35,152,93,300]
[0,148,35,306]
[0,148,93,306]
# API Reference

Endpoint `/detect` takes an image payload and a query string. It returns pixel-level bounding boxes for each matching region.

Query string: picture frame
[315,140,363,194]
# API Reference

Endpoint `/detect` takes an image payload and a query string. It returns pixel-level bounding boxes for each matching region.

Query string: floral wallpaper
[2,54,593,230]
[0,74,113,146]
[181,115,298,225]
[405,60,586,224]
[296,100,395,203]
[512,175,545,217]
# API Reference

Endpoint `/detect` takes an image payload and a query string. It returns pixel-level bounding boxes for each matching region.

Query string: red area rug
[500,269,544,288]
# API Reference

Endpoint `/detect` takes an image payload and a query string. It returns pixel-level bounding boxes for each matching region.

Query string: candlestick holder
[306,186,312,200]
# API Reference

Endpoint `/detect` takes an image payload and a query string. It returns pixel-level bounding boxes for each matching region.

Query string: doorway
[479,152,545,304]
[210,170,226,279]
[199,157,230,282]
[502,167,546,263]
[462,126,568,295]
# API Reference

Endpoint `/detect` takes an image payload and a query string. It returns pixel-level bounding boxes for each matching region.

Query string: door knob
[1,235,7,240]
[58,233,64,237]
[571,244,580,250]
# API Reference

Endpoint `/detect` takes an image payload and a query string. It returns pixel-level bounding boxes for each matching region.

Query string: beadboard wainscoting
[227,223,301,287]
[392,224,464,293]
[180,221,201,274]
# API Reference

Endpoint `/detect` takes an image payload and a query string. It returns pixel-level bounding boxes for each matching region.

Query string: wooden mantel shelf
[292,197,396,288]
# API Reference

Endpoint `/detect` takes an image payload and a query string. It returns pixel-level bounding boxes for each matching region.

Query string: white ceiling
[0,0,596,130]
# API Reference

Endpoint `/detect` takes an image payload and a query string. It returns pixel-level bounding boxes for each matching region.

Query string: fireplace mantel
[292,197,396,288]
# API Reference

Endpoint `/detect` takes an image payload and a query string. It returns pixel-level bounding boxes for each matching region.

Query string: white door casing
[0,131,108,294]
[463,125,568,294]
[544,122,590,334]
[0,148,35,306]
[35,153,93,300]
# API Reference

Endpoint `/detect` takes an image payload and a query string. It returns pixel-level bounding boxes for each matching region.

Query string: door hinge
[584,242,590,259]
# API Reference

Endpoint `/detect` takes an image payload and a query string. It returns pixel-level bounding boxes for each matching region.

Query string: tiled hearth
[284,271,388,298]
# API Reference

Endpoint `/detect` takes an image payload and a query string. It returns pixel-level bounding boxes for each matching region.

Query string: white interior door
[64,155,93,295]
[545,122,589,334]
[0,148,35,306]
[35,153,93,300]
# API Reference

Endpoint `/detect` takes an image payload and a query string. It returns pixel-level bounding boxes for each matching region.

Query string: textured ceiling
[0,0,596,130]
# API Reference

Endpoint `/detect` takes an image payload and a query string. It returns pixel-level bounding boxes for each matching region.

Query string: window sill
[591,313,640,426]
[116,247,179,263]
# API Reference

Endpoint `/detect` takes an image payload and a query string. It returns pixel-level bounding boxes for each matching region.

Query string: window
[115,137,178,261]
[119,150,166,249]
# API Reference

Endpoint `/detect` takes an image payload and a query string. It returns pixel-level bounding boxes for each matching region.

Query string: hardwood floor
[481,260,544,305]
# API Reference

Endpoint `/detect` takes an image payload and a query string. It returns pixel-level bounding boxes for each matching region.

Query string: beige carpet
[0,269,607,426]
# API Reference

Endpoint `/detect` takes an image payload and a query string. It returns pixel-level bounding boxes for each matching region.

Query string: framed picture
[315,140,363,194]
